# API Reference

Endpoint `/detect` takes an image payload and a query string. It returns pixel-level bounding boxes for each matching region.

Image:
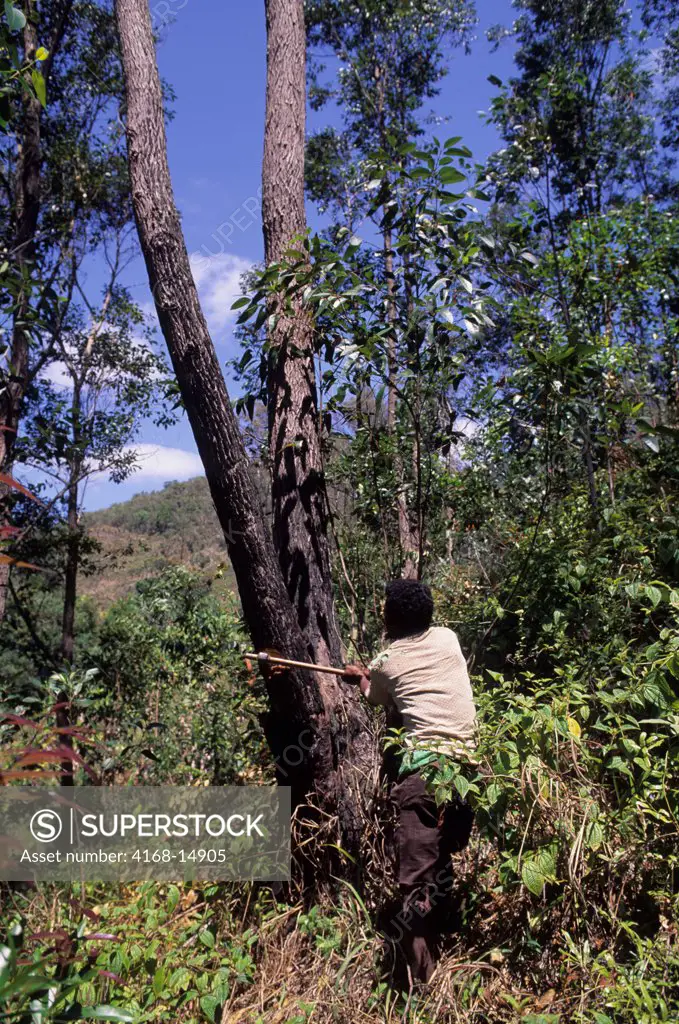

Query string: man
[342,579,477,984]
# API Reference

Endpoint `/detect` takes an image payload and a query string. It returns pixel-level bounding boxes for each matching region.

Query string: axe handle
[245,652,349,677]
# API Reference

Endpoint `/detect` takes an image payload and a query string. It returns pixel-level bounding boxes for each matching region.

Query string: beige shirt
[366,626,477,753]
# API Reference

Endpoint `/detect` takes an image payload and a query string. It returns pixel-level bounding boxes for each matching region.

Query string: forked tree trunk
[262,0,341,666]
[115,0,374,852]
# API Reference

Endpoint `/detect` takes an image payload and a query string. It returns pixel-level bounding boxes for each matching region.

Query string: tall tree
[244,139,507,638]
[115,0,373,853]
[17,284,168,665]
[642,0,679,150]
[0,0,75,620]
[305,0,476,576]
[0,0,128,620]
[483,0,673,515]
[0,0,140,783]
[262,0,340,664]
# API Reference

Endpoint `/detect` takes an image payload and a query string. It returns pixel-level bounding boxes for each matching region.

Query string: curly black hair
[383,579,434,639]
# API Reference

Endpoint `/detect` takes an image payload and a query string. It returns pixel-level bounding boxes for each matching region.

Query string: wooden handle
[245,652,348,677]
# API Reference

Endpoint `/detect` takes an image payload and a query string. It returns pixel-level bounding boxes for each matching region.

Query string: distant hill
[82,477,239,606]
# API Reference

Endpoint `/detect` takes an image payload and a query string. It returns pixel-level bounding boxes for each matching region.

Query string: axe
[244,650,353,677]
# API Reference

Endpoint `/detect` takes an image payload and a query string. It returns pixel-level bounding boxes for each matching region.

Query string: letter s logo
[30,809,63,843]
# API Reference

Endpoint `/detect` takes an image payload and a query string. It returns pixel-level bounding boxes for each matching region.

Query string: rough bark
[115,0,375,849]
[262,0,341,666]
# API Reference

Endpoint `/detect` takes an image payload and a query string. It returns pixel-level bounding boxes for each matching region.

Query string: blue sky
[81,0,518,511]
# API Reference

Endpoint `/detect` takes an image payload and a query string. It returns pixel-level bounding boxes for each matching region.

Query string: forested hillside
[2,0,679,1021]
[82,478,236,605]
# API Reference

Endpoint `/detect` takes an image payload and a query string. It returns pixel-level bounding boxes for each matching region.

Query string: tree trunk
[115,0,374,851]
[61,458,80,666]
[54,385,83,788]
[384,224,418,578]
[55,436,81,786]
[55,475,77,786]
[60,510,78,666]
[54,464,78,787]
[262,0,341,666]
[384,225,398,434]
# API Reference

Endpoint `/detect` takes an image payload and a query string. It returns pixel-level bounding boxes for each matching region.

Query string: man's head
[383,579,434,639]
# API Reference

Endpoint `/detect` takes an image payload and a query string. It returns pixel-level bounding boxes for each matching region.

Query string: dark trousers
[391,770,474,983]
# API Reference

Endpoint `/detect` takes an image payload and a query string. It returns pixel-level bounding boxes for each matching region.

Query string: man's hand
[342,663,368,685]
[258,659,287,682]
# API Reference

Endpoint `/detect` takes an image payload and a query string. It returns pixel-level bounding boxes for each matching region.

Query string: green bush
[88,567,268,785]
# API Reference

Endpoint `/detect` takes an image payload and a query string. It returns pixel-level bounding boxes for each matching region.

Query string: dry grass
[216,797,572,1024]
[219,854,564,1024]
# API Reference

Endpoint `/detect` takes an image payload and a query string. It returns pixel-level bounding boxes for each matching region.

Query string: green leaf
[152,967,165,997]
[1,975,54,999]
[81,1008,135,1023]
[536,847,556,879]
[4,1,26,31]
[521,860,546,896]
[168,966,192,991]
[486,782,502,805]
[166,884,180,914]
[586,822,604,850]
[607,755,633,777]
[31,69,46,107]
[439,166,466,185]
[200,995,220,1023]
[637,417,679,440]
[454,774,470,800]
[199,929,215,949]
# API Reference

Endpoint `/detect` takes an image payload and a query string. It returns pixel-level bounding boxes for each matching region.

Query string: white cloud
[138,252,252,342]
[17,445,204,489]
[16,444,206,511]
[189,252,252,335]
[41,360,71,389]
[123,444,204,482]
[455,416,479,440]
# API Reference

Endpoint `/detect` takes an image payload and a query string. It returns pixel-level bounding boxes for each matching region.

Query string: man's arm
[342,663,389,705]
[342,664,370,696]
